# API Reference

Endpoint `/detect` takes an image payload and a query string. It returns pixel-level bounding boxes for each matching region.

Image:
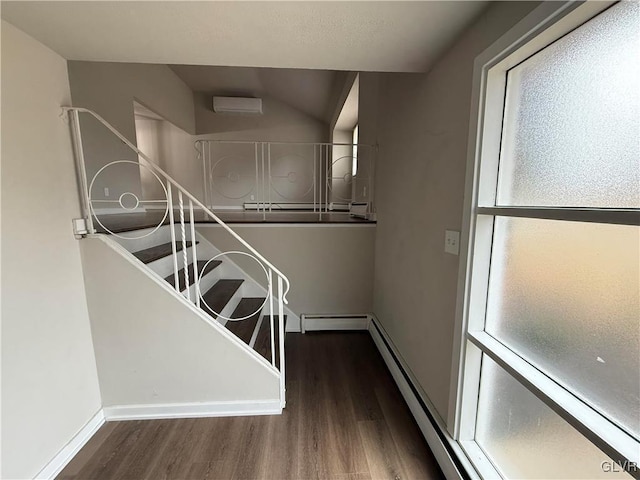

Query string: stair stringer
[79,235,281,419]
[193,229,301,332]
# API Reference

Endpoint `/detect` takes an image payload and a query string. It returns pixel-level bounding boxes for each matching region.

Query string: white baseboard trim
[368,315,477,480]
[301,314,370,333]
[285,313,302,333]
[35,409,105,480]
[33,399,281,478]
[103,399,282,421]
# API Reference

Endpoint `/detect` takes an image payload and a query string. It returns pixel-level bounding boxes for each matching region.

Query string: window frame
[448,1,640,478]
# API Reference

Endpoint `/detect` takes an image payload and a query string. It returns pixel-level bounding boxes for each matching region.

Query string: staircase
[65,106,290,410]
[114,226,285,365]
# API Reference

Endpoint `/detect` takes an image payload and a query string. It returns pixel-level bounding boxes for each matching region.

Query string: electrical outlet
[445,230,460,255]
[104,187,110,197]
[250,194,255,201]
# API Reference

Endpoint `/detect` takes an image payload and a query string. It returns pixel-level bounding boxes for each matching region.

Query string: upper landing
[94,210,375,235]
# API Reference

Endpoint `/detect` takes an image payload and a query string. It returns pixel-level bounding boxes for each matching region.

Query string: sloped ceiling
[170,65,337,122]
[1,1,488,73]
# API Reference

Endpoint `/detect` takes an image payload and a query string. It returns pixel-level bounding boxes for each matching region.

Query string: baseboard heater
[301,314,370,333]
[243,202,350,211]
[368,317,473,480]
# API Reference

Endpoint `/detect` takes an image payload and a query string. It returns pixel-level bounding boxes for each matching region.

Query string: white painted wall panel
[79,237,279,406]
[1,20,102,479]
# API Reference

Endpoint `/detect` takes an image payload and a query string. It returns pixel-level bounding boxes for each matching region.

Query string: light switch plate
[445,230,460,255]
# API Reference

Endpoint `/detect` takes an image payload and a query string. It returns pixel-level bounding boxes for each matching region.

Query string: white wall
[329,74,373,206]
[160,120,202,200]
[328,72,358,132]
[1,21,102,479]
[355,73,379,206]
[197,225,375,315]
[364,2,540,421]
[135,115,165,200]
[135,115,201,201]
[67,61,196,203]
[80,237,279,406]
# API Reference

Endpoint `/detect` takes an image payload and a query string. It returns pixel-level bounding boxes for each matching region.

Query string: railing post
[268,269,275,367]
[261,143,267,221]
[313,144,317,213]
[255,142,260,215]
[167,182,180,292]
[318,145,323,220]
[369,146,376,216]
[208,142,214,215]
[69,110,95,233]
[189,199,200,307]
[197,140,209,213]
[278,275,286,408]
[325,144,330,213]
[268,143,272,213]
[178,191,190,301]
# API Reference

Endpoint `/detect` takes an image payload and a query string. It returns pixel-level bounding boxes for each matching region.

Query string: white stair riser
[240,281,265,298]
[146,246,198,278]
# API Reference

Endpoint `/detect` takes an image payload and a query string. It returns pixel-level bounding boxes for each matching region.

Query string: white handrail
[63,106,291,303]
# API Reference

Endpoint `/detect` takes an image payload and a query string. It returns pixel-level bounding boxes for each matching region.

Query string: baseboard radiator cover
[103,399,282,421]
[367,315,477,480]
[301,313,370,333]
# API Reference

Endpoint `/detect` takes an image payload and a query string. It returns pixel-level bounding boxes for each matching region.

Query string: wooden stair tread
[164,260,222,290]
[132,241,197,264]
[255,315,287,365]
[201,280,243,318]
[225,298,265,345]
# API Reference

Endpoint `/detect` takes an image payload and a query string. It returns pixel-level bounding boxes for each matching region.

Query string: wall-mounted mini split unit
[213,96,263,114]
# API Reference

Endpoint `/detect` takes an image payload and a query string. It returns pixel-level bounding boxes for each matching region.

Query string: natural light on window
[458,1,640,478]
[497,1,640,208]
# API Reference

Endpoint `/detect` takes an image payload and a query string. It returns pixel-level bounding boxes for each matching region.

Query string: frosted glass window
[485,217,640,439]
[497,1,640,208]
[476,355,632,479]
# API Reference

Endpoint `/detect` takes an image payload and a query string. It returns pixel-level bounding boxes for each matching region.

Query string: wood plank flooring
[57,332,444,480]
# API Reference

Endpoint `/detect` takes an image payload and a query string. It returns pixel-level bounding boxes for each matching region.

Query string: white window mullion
[477,207,640,226]
[468,331,640,469]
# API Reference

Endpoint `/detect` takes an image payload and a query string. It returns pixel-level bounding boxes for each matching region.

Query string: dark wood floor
[57,332,443,480]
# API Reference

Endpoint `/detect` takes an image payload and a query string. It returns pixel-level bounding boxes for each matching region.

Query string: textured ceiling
[170,65,337,121]
[1,1,488,73]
